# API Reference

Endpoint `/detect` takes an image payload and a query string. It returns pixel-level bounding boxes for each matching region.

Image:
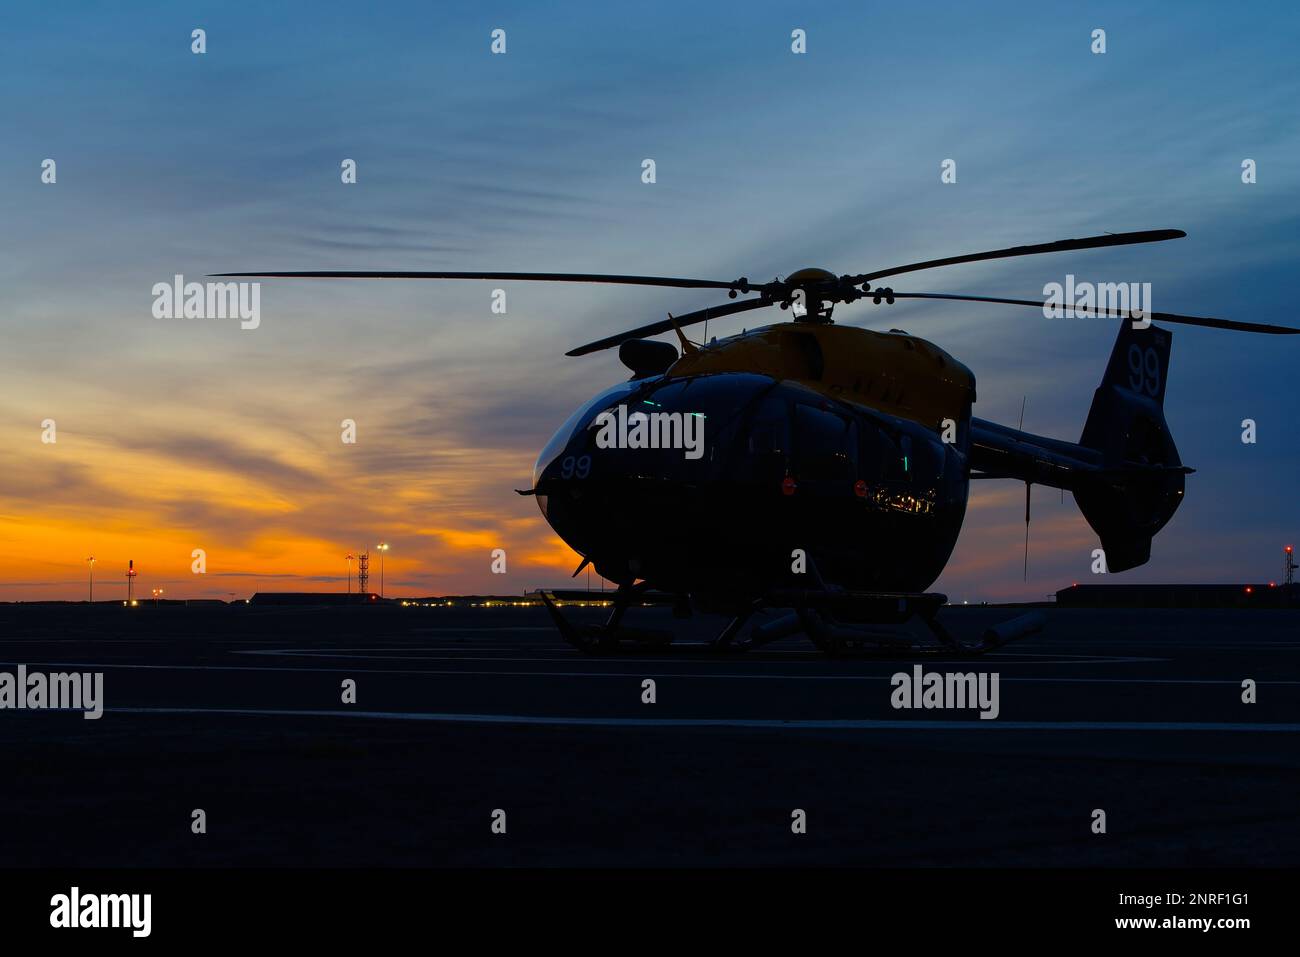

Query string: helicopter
[218,228,1298,655]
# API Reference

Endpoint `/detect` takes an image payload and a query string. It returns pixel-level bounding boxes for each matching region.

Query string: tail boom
[969,323,1187,572]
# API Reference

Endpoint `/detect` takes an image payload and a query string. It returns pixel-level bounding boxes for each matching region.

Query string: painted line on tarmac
[100,706,1300,732]
[22,660,1286,686]
[235,648,1168,666]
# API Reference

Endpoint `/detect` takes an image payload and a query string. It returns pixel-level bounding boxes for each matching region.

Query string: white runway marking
[235,648,1169,666]
[407,627,556,633]
[105,706,1300,732]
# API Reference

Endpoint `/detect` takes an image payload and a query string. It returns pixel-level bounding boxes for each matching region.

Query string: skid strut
[728,593,1045,656]
[539,583,671,655]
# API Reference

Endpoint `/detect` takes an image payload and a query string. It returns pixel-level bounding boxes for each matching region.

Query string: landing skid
[539,585,675,655]
[538,589,1043,657]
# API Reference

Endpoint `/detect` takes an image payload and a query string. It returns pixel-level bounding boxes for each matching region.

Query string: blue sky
[0,1,1297,599]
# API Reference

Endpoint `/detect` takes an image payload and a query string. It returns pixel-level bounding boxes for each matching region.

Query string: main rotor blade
[885,292,1300,335]
[852,229,1186,285]
[566,297,771,356]
[210,270,739,290]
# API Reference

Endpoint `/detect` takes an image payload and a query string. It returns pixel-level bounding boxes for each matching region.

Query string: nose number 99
[561,455,592,479]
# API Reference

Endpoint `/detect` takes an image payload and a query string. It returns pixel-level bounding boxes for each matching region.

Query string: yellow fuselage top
[666,322,976,431]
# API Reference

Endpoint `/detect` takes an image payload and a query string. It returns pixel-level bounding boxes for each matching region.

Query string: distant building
[1056,583,1297,608]
[249,592,380,606]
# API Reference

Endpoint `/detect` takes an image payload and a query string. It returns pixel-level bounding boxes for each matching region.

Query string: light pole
[376,542,390,598]
[87,556,95,604]
[346,553,354,596]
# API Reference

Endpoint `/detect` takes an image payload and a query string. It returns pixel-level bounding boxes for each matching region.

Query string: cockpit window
[794,403,856,481]
[535,373,774,486]
[534,379,642,482]
[612,374,773,472]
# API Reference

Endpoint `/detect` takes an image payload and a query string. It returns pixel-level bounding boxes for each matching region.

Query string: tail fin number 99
[1127,344,1160,397]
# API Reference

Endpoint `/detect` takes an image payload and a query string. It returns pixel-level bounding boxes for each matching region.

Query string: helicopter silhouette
[218,228,1297,655]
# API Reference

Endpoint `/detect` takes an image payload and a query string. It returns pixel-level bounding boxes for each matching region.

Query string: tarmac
[1,602,1297,867]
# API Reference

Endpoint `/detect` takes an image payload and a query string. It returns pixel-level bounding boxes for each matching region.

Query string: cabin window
[794,404,855,481]
[886,433,912,481]
[744,392,790,482]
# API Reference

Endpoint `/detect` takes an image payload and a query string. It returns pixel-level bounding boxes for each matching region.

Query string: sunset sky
[2,1,1297,602]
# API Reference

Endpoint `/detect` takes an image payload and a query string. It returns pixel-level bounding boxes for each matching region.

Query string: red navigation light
[853,479,867,498]
[1287,545,1294,553]
[781,476,797,496]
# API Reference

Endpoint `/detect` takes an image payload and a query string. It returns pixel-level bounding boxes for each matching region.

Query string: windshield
[533,378,645,485]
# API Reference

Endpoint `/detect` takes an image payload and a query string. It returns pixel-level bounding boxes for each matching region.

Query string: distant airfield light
[376,542,390,598]
[1244,586,1254,595]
